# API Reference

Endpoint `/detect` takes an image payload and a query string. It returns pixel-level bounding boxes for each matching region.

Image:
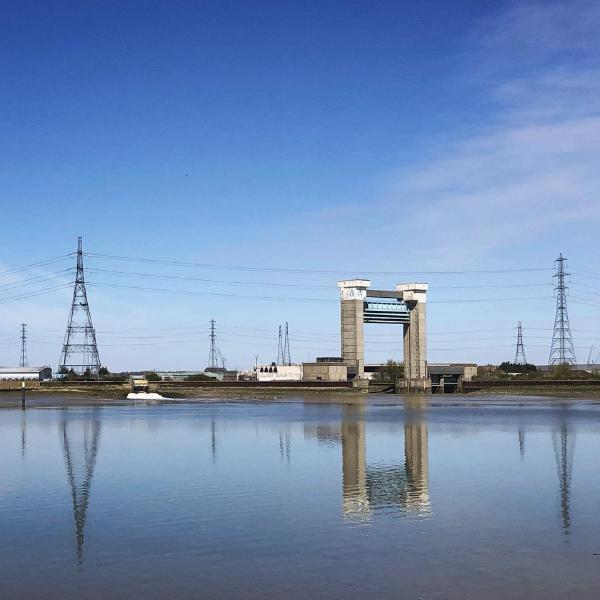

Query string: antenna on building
[59,237,101,377]
[283,322,291,365]
[277,325,284,365]
[548,254,576,366]
[19,323,28,368]
[208,319,219,369]
[514,321,527,365]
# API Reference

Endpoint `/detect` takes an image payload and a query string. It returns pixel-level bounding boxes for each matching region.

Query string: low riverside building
[256,364,303,382]
[303,358,348,382]
[0,366,52,381]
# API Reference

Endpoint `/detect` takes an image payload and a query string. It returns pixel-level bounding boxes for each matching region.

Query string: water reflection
[552,423,575,538]
[20,410,26,458]
[211,419,216,463]
[279,426,291,465]
[518,428,525,459]
[307,404,430,519]
[341,413,369,518]
[60,410,102,565]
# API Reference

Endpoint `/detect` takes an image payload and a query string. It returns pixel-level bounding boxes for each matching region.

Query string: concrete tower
[337,279,428,389]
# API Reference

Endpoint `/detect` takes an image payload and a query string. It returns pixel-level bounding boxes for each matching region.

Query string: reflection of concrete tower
[404,422,430,510]
[341,410,371,520]
[61,410,101,565]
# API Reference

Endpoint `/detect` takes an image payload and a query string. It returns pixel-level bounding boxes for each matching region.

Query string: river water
[1,395,599,599]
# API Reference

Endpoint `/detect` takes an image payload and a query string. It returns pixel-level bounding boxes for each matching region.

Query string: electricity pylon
[283,322,291,365]
[514,321,527,365]
[548,254,576,366]
[59,237,101,377]
[276,325,284,365]
[19,323,28,367]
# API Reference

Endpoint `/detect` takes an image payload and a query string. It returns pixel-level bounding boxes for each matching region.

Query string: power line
[0,269,74,293]
[85,266,551,290]
[0,254,73,279]
[85,281,554,305]
[84,251,553,276]
[86,267,331,289]
[0,283,72,305]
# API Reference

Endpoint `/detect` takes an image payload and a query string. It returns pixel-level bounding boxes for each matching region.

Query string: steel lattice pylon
[59,237,101,377]
[514,321,527,365]
[548,254,576,366]
[283,322,291,366]
[19,323,28,368]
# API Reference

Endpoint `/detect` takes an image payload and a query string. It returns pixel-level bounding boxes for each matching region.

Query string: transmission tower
[283,322,291,365]
[207,319,220,369]
[59,237,101,377]
[19,323,28,367]
[276,325,284,365]
[548,254,576,366]
[514,321,527,365]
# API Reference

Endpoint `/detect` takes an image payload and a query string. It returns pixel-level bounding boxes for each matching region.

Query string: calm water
[1,396,600,599]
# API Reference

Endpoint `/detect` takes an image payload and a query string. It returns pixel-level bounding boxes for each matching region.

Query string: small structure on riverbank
[0,366,52,381]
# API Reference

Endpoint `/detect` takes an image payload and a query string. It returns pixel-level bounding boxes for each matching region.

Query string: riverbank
[2,389,600,409]
[466,385,600,398]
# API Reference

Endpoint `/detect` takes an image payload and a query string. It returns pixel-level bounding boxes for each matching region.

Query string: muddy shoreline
[2,387,600,409]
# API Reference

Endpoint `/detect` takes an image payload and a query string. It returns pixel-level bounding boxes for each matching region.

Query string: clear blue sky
[1,0,599,371]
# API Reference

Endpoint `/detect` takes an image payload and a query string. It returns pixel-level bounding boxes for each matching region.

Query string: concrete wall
[303,362,348,382]
[462,365,477,382]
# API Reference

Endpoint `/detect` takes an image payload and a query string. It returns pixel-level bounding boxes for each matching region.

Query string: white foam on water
[127,392,168,400]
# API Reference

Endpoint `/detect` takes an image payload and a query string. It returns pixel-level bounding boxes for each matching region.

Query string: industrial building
[256,364,303,382]
[0,366,52,381]
[303,358,348,382]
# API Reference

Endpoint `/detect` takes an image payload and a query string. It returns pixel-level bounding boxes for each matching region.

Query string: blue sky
[1,0,599,371]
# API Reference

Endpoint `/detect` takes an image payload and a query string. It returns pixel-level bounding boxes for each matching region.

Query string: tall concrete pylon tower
[338,279,428,389]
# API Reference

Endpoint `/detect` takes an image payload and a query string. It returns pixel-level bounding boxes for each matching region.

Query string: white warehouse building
[0,367,53,381]
[256,364,303,382]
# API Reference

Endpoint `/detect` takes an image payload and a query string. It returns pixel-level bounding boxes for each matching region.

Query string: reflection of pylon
[518,428,525,459]
[514,322,527,365]
[211,419,216,464]
[61,410,101,564]
[552,424,575,537]
[59,237,101,376]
